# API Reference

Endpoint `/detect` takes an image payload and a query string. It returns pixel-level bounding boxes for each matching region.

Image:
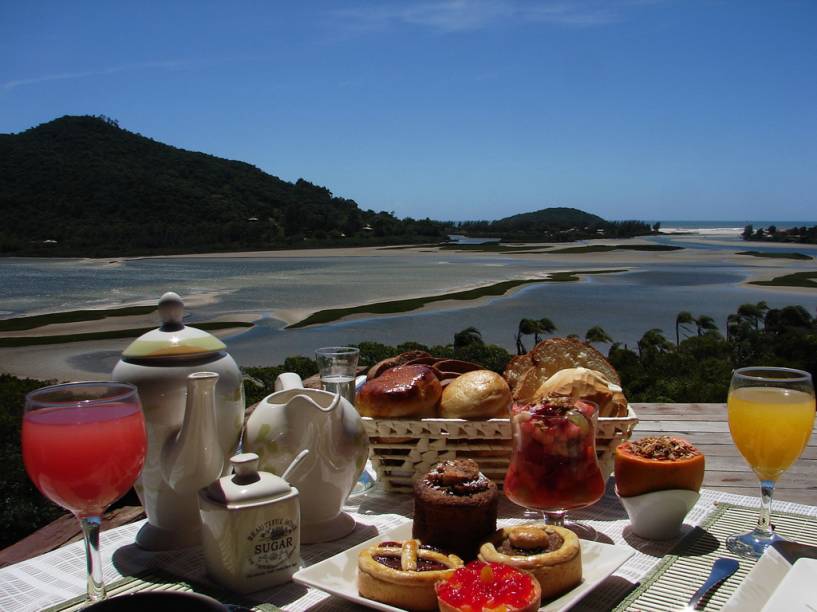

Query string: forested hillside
[0,115,451,256]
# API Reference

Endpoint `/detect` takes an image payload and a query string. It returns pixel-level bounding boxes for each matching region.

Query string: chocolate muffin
[412,459,498,560]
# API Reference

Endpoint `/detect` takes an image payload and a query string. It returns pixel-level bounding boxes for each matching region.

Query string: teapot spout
[162,372,224,493]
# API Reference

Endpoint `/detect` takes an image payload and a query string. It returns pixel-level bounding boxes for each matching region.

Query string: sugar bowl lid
[205,453,293,508]
[122,292,226,359]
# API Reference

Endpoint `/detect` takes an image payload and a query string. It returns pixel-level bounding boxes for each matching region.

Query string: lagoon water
[2,230,816,372]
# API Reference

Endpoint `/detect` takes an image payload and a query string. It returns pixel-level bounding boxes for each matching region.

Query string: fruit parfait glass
[504,397,605,539]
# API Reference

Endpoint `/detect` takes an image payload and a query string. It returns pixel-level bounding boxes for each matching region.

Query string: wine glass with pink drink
[23,382,146,603]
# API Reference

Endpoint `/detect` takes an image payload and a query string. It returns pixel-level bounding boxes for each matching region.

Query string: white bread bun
[439,370,511,419]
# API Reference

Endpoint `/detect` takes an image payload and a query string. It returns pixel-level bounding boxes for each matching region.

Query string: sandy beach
[1,239,815,382]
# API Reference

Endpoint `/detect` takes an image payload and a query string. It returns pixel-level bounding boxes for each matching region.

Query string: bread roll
[529,338,621,385]
[503,354,534,391]
[357,364,442,418]
[533,367,627,417]
[439,370,511,419]
[367,351,432,380]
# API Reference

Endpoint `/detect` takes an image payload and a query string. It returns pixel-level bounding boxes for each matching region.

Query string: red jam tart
[435,560,542,612]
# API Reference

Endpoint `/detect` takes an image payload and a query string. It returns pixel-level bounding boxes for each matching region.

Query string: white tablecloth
[2,485,816,611]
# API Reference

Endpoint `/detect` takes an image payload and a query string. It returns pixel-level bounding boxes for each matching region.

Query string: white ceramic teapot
[112,292,245,550]
[244,373,369,543]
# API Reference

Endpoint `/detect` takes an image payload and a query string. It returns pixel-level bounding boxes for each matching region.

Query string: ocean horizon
[651,220,817,235]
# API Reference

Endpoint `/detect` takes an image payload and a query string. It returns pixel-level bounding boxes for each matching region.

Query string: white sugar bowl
[198,452,303,593]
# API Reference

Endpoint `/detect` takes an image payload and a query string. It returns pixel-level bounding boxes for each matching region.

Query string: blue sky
[1,1,815,222]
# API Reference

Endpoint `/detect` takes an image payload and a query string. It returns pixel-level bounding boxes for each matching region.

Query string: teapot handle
[274,372,304,391]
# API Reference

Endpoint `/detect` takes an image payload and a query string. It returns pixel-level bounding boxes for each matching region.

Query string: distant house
[247,217,259,222]
[362,224,374,232]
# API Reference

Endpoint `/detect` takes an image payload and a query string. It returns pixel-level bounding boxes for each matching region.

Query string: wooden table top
[632,402,817,505]
[2,402,815,569]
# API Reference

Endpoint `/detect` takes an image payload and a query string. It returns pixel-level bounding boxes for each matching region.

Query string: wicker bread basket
[362,405,638,493]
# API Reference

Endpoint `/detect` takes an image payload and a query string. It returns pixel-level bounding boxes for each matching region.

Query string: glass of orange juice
[726,367,815,558]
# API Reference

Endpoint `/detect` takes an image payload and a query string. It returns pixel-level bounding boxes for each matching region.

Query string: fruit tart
[615,435,705,497]
[478,523,582,600]
[357,538,463,611]
[435,560,542,612]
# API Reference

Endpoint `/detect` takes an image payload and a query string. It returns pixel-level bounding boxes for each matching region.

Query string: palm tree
[695,315,719,336]
[675,311,695,347]
[726,313,743,341]
[585,326,612,345]
[453,326,483,350]
[638,328,672,358]
[515,318,538,355]
[534,317,557,343]
[737,303,763,331]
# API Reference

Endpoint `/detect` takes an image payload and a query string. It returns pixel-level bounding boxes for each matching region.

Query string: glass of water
[315,346,360,405]
[316,346,375,495]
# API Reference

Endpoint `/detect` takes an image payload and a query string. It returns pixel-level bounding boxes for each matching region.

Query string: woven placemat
[614,502,817,611]
[42,569,283,612]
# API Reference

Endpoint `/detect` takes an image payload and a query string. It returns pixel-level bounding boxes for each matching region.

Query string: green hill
[0,115,450,256]
[496,207,605,227]
[457,206,652,241]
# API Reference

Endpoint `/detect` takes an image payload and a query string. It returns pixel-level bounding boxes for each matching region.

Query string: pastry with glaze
[356,364,442,418]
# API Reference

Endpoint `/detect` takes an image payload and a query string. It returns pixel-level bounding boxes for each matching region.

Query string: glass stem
[543,511,566,527]
[756,480,775,536]
[80,516,105,601]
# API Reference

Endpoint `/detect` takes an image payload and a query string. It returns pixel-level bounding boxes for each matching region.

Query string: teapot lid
[204,453,293,507]
[122,292,226,359]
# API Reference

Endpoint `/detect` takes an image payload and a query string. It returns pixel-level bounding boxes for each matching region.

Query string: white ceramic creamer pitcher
[244,373,369,543]
[112,292,244,550]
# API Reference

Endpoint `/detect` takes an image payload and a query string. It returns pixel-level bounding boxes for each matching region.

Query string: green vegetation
[0,321,253,348]
[736,250,812,261]
[742,224,817,245]
[0,374,62,549]
[750,271,817,289]
[0,116,452,256]
[610,302,817,402]
[457,208,655,242]
[287,270,626,328]
[0,305,157,332]
[548,244,683,254]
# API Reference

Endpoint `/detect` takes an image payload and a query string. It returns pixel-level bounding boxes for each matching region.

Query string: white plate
[293,521,634,611]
